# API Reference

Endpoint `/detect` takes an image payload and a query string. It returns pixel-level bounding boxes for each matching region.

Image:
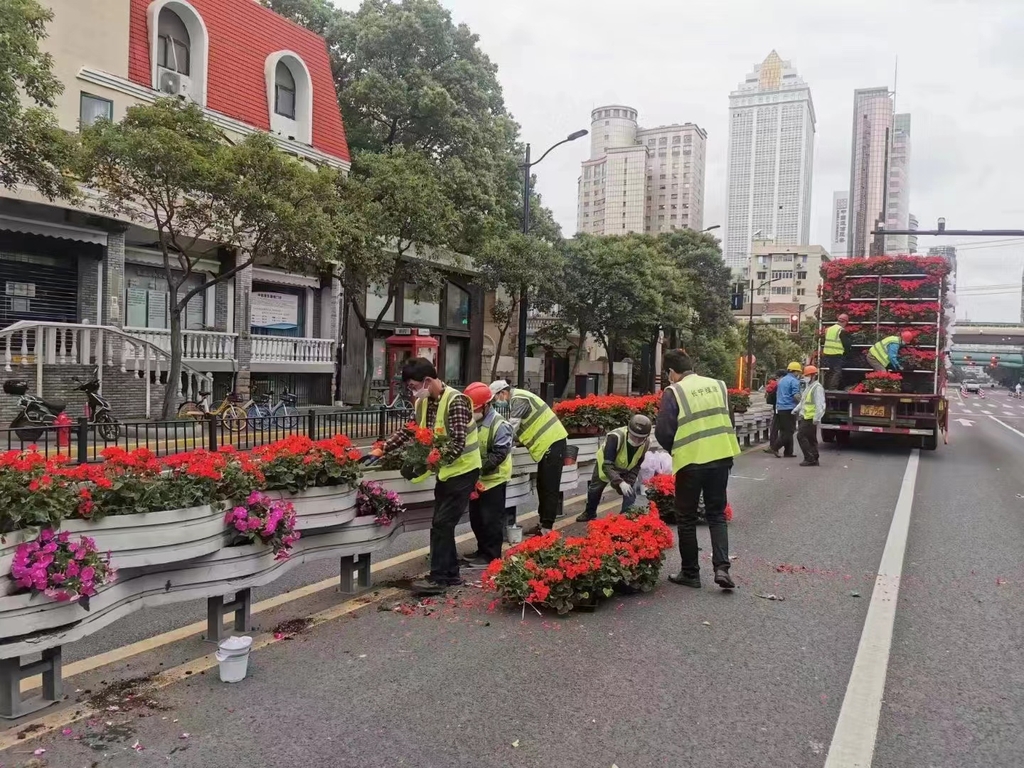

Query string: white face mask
[627,435,646,447]
[411,383,429,400]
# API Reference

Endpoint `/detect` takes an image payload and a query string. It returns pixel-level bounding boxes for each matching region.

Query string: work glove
[360,454,381,467]
[400,463,419,481]
[618,481,632,497]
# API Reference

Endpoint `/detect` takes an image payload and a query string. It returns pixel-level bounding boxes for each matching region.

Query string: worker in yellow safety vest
[576,415,652,522]
[793,365,825,467]
[462,382,514,566]
[370,357,480,595]
[821,313,851,389]
[654,349,740,590]
[867,331,914,372]
[489,381,568,536]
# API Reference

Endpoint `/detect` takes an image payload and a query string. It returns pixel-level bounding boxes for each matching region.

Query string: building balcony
[123,328,335,373]
[125,327,238,372]
[251,335,335,373]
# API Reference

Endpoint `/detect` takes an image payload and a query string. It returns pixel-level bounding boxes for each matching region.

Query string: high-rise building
[928,246,958,291]
[831,191,850,258]
[576,105,706,236]
[848,87,894,257]
[884,113,912,254]
[724,51,816,271]
[734,241,830,323]
[908,213,919,254]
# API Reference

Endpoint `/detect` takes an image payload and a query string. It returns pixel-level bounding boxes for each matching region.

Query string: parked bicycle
[371,389,412,411]
[4,374,120,442]
[245,389,300,430]
[176,391,247,431]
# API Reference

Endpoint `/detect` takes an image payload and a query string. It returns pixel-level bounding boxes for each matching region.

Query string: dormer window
[157,9,190,75]
[274,62,296,119]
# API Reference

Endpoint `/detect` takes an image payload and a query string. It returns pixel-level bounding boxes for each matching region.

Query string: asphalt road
[7,397,1024,767]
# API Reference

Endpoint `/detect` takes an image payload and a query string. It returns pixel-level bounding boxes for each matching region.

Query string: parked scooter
[4,374,120,442]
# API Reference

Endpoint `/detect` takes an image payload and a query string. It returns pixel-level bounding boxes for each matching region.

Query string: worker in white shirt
[793,365,826,467]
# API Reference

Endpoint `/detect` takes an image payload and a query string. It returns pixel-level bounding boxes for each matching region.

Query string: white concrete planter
[368,469,437,506]
[505,475,533,510]
[512,447,535,471]
[569,437,601,466]
[266,485,358,531]
[0,530,28,597]
[62,504,223,570]
[559,463,580,494]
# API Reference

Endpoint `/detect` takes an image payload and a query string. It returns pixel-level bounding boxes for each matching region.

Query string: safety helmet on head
[787,361,803,373]
[464,382,493,411]
[627,414,652,442]
[901,331,914,344]
[837,313,850,323]
[803,365,818,377]
[488,380,511,398]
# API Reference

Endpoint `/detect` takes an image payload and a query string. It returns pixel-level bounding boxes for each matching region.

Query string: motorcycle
[4,375,121,443]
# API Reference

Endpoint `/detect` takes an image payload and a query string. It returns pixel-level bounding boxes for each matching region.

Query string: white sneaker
[541,527,553,535]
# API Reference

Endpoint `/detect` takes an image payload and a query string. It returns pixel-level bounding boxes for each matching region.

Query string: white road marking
[955,418,975,427]
[981,410,993,415]
[989,415,1024,439]
[824,451,920,768]
[961,408,973,414]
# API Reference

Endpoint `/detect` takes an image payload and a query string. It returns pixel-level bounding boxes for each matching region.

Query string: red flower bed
[851,371,903,393]
[728,388,751,412]
[483,508,674,613]
[554,394,660,433]
[821,255,951,281]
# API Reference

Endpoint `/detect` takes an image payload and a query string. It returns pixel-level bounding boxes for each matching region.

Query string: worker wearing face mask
[576,415,652,521]
[462,382,514,567]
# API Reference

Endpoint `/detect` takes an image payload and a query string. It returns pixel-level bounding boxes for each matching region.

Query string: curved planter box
[512,447,535,472]
[559,463,581,494]
[368,469,437,506]
[62,505,224,570]
[569,437,601,466]
[266,486,358,531]
[0,530,28,597]
[505,475,533,510]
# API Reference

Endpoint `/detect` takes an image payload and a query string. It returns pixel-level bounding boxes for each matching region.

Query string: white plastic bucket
[505,525,523,545]
[215,636,253,683]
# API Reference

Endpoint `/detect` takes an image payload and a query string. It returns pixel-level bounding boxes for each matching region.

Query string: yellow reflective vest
[597,427,648,482]
[477,411,513,490]
[512,389,568,462]
[823,324,845,356]
[414,386,481,482]
[868,335,900,367]
[668,375,741,473]
[800,381,823,422]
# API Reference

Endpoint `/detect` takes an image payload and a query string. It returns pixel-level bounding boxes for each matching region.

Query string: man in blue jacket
[764,362,803,458]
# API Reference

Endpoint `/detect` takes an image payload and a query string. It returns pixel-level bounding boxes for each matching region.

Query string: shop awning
[0,214,108,245]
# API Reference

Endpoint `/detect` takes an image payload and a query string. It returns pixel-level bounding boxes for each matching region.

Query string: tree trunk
[560,325,586,398]
[162,293,183,421]
[490,321,510,382]
[360,324,376,407]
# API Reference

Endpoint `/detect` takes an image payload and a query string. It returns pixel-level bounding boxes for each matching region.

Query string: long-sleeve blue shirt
[886,341,903,370]
[776,373,802,411]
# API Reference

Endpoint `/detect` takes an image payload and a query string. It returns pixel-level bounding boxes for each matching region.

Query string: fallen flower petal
[180,732,190,739]
[61,727,73,736]
[33,748,46,755]
[132,740,143,751]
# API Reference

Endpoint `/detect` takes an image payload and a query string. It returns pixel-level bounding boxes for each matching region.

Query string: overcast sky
[337,0,1024,322]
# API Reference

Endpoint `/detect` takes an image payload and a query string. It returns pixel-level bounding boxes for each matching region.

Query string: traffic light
[789,314,800,334]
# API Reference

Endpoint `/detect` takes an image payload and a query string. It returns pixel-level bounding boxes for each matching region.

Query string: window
[403,284,440,326]
[757,271,767,280]
[157,8,191,75]
[80,93,112,128]
[366,283,395,322]
[446,283,470,328]
[274,61,296,119]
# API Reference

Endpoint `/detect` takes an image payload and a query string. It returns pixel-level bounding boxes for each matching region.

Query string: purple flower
[80,566,95,583]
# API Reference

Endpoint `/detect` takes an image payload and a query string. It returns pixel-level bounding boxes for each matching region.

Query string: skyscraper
[928,246,958,291]
[908,213,919,254]
[831,191,849,258]
[724,51,816,271]
[884,113,912,254]
[848,87,894,258]
[576,105,706,236]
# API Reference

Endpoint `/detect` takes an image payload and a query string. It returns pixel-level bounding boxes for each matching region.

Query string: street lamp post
[516,129,588,389]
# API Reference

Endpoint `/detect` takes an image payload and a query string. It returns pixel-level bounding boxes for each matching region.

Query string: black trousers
[675,464,731,577]
[770,411,796,456]
[430,469,480,584]
[469,482,506,562]
[768,411,779,446]
[536,438,566,528]
[797,420,819,464]
[822,355,845,390]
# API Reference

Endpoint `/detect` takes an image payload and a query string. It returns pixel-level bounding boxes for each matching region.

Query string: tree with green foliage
[338,147,461,404]
[0,0,78,200]
[79,100,340,418]
[745,323,805,385]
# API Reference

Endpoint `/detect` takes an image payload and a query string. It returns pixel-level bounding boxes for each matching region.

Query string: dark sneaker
[525,525,553,537]
[783,454,796,459]
[714,569,736,590]
[458,551,481,565]
[576,511,596,522]
[461,557,491,569]
[763,448,779,457]
[799,461,819,467]
[410,579,449,595]
[668,572,702,588]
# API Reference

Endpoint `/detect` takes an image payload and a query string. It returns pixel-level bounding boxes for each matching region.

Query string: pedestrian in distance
[655,349,740,590]
[489,380,568,537]
[794,365,825,466]
[822,313,852,390]
[368,358,481,595]
[576,414,652,522]
[765,362,803,458]
[766,369,786,447]
[462,382,514,567]
[866,331,914,373]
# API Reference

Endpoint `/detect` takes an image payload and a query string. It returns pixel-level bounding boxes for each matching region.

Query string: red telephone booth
[384,330,439,400]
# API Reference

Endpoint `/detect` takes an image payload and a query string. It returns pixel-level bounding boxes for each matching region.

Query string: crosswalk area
[949,397,1024,418]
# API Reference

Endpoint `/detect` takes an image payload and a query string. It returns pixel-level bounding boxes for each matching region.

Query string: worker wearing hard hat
[489,380,568,536]
[576,414,652,522]
[821,313,852,389]
[793,365,825,467]
[764,361,803,459]
[866,330,914,373]
[462,382,514,566]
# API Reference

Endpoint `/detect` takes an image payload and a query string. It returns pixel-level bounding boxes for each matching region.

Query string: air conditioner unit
[158,68,192,100]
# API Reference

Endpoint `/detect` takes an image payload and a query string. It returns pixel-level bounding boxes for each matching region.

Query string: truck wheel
[919,433,938,451]
[822,430,836,443]
[835,431,851,446]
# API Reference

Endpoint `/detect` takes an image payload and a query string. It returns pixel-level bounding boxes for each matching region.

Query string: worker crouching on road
[822,313,852,389]
[794,365,825,467]
[656,349,741,590]
[462,382,514,567]
[576,414,652,522]
[489,380,568,536]
[370,358,481,595]
[765,362,803,458]
[866,331,914,373]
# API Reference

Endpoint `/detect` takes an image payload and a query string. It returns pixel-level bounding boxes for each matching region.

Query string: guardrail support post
[306,409,316,440]
[376,406,387,442]
[206,588,251,644]
[205,413,218,453]
[76,416,89,463]
[339,554,371,594]
[0,646,62,720]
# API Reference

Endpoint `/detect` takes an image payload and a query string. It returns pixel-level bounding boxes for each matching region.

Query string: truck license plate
[860,405,887,417]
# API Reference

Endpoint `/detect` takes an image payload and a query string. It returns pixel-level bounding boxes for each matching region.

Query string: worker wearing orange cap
[866,330,915,373]
[462,382,514,566]
[793,365,825,466]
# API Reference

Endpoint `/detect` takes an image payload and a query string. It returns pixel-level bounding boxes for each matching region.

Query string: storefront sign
[251,291,299,328]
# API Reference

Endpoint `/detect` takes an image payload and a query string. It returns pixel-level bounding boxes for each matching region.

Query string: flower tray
[265,486,358,532]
